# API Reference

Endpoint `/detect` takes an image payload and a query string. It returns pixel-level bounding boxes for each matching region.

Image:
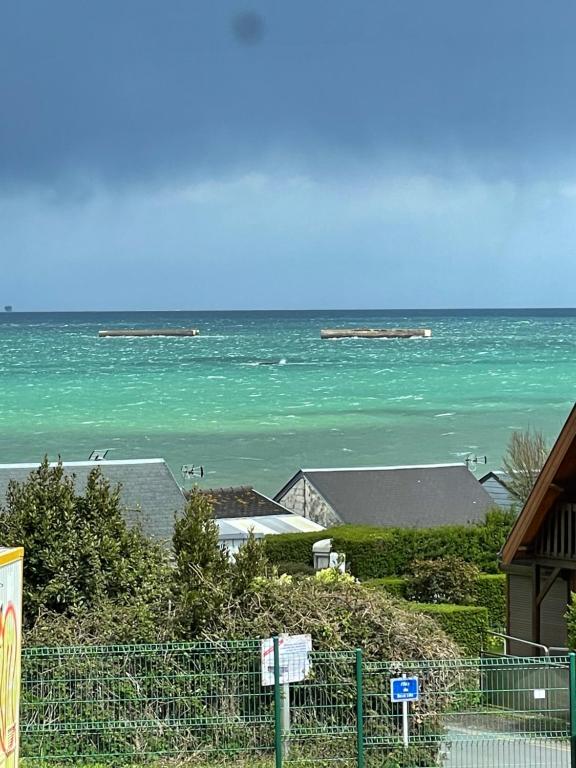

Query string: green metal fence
[20,641,574,767]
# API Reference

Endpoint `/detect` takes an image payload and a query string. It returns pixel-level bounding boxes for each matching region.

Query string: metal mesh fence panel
[362,655,570,768]
[18,642,573,768]
[21,640,274,764]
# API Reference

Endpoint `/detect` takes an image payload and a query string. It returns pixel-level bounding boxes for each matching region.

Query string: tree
[172,488,231,635]
[502,428,549,504]
[0,458,171,630]
[230,529,268,596]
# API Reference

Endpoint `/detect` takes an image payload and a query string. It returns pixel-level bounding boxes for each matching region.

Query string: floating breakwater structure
[320,328,432,339]
[99,329,200,338]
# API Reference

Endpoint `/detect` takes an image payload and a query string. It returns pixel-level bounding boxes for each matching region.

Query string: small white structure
[217,514,324,557]
[312,538,346,572]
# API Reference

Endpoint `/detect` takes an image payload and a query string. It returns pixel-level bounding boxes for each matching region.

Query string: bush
[407,603,489,657]
[363,577,407,599]
[0,459,171,629]
[263,530,323,566]
[365,573,506,629]
[406,557,480,604]
[207,577,465,765]
[172,487,232,635]
[173,489,269,635]
[24,599,178,647]
[473,574,506,628]
[232,529,269,597]
[264,509,513,579]
[275,560,316,577]
[566,593,576,649]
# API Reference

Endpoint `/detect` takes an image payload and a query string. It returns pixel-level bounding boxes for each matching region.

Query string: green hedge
[363,577,408,599]
[264,511,512,578]
[364,573,506,629]
[275,560,316,577]
[473,574,506,628]
[407,604,489,657]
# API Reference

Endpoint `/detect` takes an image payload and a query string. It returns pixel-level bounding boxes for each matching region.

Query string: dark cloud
[1,0,576,190]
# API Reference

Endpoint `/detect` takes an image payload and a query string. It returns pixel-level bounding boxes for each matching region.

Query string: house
[216,514,324,557]
[0,458,186,541]
[274,463,495,528]
[200,486,325,555]
[501,405,576,655]
[479,471,518,510]
[199,486,296,519]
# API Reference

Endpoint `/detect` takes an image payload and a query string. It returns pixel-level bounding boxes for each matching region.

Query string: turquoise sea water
[0,310,574,495]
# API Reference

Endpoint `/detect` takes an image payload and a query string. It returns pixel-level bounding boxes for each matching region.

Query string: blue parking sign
[390,676,419,702]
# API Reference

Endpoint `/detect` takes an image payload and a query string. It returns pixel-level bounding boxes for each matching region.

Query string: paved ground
[443,727,570,768]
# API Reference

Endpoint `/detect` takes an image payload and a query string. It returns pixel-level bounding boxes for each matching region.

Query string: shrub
[407,603,489,657]
[263,530,323,566]
[231,530,269,596]
[172,487,231,635]
[213,575,460,659]
[0,459,171,629]
[25,598,178,647]
[207,578,465,766]
[473,574,506,628]
[566,593,576,649]
[313,567,356,585]
[264,510,513,579]
[363,577,407,599]
[275,560,316,577]
[406,557,480,604]
[365,573,507,629]
[173,490,273,636]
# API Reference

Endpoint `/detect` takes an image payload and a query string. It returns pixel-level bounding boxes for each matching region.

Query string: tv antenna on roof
[89,449,110,461]
[465,455,487,472]
[181,464,205,480]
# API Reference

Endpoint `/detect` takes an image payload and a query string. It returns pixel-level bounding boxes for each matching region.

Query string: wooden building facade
[501,404,576,655]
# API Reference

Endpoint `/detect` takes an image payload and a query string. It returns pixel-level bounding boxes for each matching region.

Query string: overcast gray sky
[2,1,575,310]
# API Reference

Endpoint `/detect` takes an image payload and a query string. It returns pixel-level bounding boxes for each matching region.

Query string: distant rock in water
[4,305,13,312]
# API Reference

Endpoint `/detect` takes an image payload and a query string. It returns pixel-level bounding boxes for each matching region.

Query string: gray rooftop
[275,463,495,527]
[479,471,518,510]
[0,459,186,541]
[199,486,293,519]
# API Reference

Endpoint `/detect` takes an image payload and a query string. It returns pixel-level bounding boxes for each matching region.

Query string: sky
[1,1,576,310]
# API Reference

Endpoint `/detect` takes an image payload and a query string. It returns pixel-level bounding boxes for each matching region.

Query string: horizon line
[2,306,576,314]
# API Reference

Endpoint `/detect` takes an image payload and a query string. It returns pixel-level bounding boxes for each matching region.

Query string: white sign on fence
[260,634,312,686]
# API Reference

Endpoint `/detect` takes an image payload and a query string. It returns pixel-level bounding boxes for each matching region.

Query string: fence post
[570,652,576,768]
[274,637,283,768]
[355,648,365,768]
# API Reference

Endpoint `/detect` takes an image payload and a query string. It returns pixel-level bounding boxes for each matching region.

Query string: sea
[0,309,574,496]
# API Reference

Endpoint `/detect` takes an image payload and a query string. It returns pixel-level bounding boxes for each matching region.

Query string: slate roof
[275,463,495,527]
[200,486,293,519]
[479,471,518,510]
[0,459,186,541]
